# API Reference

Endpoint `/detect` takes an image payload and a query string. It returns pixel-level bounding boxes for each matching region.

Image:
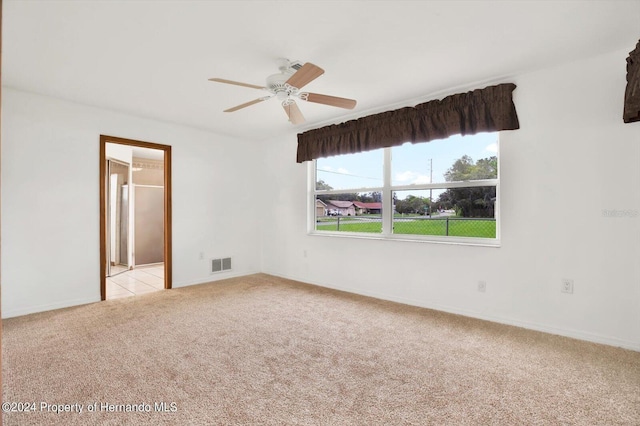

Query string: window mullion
[382,148,393,235]
[309,160,318,233]
[316,187,384,195]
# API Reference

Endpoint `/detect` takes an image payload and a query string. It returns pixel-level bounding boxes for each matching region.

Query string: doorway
[99,135,172,301]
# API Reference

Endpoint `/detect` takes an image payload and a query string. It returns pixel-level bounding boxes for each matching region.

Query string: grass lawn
[318,221,382,233]
[317,218,496,238]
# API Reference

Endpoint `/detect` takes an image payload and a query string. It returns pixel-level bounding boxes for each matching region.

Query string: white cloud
[485,142,498,153]
[320,165,333,171]
[395,171,415,182]
[411,174,431,185]
[337,167,350,174]
[395,171,430,184]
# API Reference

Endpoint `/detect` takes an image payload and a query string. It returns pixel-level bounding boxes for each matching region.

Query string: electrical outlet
[561,278,574,294]
[303,250,307,258]
[477,281,487,292]
[199,251,204,260]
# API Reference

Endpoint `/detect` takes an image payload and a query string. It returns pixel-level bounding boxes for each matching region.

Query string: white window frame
[308,138,500,247]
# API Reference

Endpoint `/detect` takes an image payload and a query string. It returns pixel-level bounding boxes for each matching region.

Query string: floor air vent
[211,257,232,274]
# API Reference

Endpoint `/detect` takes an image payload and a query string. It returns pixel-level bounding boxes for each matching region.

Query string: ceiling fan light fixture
[209,60,356,124]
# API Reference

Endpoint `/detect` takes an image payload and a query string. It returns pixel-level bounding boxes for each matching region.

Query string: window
[310,133,499,245]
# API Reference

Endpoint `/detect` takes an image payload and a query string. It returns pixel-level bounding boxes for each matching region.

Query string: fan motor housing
[266,73,291,91]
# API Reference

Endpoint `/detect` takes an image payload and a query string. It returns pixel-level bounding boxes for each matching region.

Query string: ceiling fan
[209,59,357,125]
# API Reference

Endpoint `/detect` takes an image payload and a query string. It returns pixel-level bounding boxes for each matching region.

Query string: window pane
[393,187,496,238]
[391,134,498,186]
[316,149,384,190]
[315,193,383,234]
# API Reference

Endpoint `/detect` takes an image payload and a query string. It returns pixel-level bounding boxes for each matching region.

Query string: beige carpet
[2,273,639,425]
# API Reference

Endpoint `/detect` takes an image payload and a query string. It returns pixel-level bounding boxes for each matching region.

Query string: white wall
[1,88,262,317]
[260,47,640,351]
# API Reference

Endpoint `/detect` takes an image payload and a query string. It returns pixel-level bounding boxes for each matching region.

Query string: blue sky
[316,132,499,199]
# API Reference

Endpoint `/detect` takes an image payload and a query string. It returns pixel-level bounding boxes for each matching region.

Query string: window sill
[308,231,501,248]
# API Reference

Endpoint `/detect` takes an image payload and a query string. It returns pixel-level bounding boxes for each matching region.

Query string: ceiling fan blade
[285,62,324,89]
[209,78,265,90]
[305,93,357,109]
[224,97,268,112]
[283,101,305,125]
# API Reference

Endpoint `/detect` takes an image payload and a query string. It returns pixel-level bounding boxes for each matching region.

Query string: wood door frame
[99,135,172,300]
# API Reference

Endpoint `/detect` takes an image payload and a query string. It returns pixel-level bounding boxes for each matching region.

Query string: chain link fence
[316,215,383,233]
[393,216,496,238]
[316,215,496,238]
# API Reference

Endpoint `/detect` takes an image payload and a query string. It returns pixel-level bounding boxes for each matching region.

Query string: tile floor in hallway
[106,264,164,299]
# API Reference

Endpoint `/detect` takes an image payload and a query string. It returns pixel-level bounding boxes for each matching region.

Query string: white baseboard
[2,270,262,319]
[172,269,261,288]
[262,270,640,352]
[3,296,100,319]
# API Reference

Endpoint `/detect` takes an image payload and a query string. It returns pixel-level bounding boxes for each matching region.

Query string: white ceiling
[4,1,639,142]
[132,146,164,161]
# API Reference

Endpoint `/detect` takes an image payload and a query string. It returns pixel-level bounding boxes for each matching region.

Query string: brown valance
[296,83,519,163]
[624,40,640,123]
